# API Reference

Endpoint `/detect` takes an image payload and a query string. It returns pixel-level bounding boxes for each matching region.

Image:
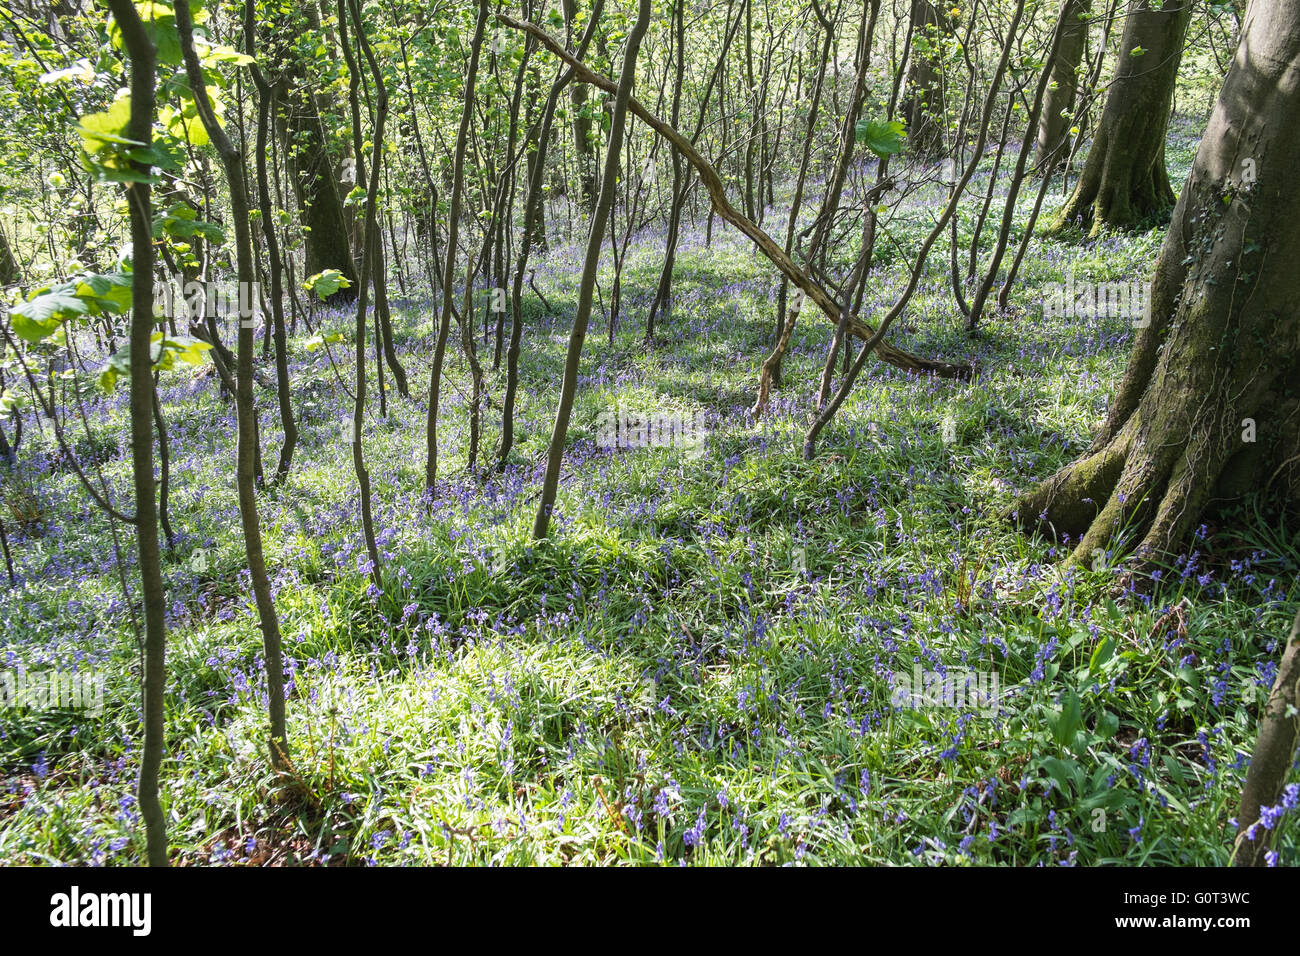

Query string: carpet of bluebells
[1,118,1297,866]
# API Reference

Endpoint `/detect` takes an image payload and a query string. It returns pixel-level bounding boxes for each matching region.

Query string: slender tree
[1233,606,1300,866]
[532,0,653,539]
[500,1,606,471]
[105,0,169,868]
[337,0,385,587]
[1036,0,1090,170]
[176,0,290,770]
[244,6,298,481]
[426,0,489,492]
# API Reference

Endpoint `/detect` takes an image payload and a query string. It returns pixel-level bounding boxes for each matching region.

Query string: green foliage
[153,202,224,244]
[97,332,212,392]
[11,271,132,342]
[77,97,153,184]
[303,269,353,298]
[855,118,907,158]
[107,0,205,67]
[305,331,345,352]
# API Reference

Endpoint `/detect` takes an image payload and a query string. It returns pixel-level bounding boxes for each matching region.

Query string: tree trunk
[645,0,744,344]
[903,0,951,158]
[1050,0,1192,234]
[245,25,298,483]
[276,8,358,301]
[339,0,385,586]
[643,0,685,343]
[501,2,606,471]
[1036,0,1090,170]
[769,2,834,383]
[766,0,880,382]
[105,0,169,868]
[1233,606,1300,866]
[1015,0,1300,570]
[426,0,488,492]
[533,0,652,539]
[563,0,598,214]
[177,0,291,771]
[0,224,18,285]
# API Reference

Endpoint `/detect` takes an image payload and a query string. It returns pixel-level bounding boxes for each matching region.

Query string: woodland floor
[1,116,1297,865]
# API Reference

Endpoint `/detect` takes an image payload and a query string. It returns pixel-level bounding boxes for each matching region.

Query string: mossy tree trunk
[1015,0,1300,570]
[1233,606,1300,866]
[0,225,18,285]
[903,0,952,158]
[563,0,598,214]
[1035,0,1090,170]
[1050,0,1191,234]
[271,6,358,302]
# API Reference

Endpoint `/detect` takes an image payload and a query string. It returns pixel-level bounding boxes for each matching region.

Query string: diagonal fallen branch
[496,13,973,414]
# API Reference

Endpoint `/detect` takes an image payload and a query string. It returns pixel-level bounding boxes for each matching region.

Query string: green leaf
[98,333,212,392]
[77,97,139,153]
[303,269,353,299]
[1088,636,1114,675]
[202,44,255,67]
[854,118,907,158]
[1040,756,1083,795]
[11,287,89,342]
[161,103,210,147]
[11,271,133,343]
[109,2,189,66]
[97,345,131,392]
[1048,689,1084,747]
[305,331,345,352]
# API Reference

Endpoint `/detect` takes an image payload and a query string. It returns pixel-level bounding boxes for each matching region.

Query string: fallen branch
[497,13,973,414]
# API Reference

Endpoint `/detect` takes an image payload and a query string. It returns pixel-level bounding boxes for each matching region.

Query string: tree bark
[1036,0,1090,170]
[1233,606,1300,866]
[1015,0,1300,569]
[1050,0,1192,234]
[533,0,652,539]
[105,0,169,868]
